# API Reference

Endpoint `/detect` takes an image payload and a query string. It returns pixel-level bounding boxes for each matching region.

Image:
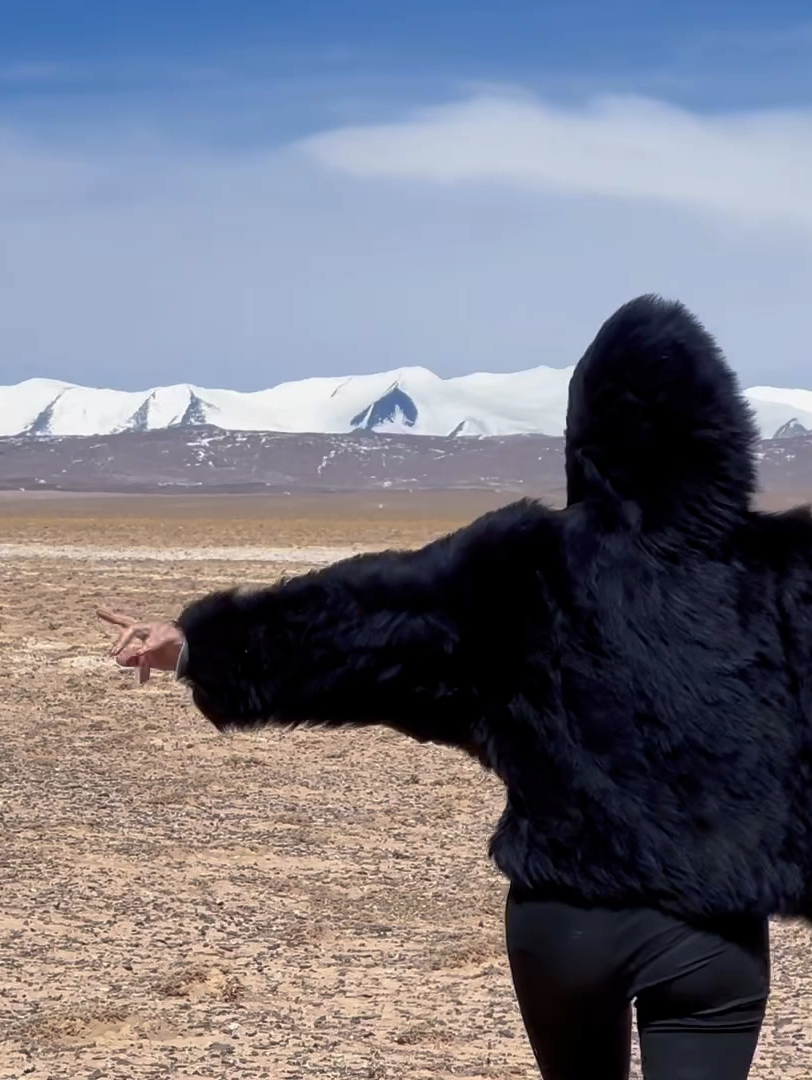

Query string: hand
[97,608,185,685]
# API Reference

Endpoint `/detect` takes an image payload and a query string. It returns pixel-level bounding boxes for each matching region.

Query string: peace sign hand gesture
[97,608,185,685]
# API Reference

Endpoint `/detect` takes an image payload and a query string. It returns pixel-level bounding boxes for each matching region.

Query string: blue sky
[2,1,812,389]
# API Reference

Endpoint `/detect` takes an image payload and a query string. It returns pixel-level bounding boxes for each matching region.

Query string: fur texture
[176,295,812,923]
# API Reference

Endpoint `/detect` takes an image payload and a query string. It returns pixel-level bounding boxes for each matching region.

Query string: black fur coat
[176,295,812,924]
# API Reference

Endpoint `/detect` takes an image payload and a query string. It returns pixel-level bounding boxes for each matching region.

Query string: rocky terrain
[2,497,812,1078]
[0,427,811,505]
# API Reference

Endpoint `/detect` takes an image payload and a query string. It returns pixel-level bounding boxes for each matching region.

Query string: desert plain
[2,491,812,1080]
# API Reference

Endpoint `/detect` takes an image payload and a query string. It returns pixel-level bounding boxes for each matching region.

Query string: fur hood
[565,295,759,542]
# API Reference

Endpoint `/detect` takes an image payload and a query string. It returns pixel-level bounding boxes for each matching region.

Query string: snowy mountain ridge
[3,366,812,441]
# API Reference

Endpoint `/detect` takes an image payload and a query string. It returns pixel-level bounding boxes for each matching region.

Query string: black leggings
[505,888,770,1080]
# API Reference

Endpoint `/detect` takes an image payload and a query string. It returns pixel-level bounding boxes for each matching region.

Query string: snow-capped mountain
[741,386,812,442]
[2,367,811,441]
[0,368,574,439]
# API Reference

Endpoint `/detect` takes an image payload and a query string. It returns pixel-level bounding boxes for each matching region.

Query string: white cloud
[1,94,812,392]
[300,94,812,230]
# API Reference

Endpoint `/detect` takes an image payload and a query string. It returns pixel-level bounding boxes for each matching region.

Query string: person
[99,294,812,1080]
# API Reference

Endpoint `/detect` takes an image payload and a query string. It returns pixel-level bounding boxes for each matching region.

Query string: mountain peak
[1,368,810,442]
[351,384,418,431]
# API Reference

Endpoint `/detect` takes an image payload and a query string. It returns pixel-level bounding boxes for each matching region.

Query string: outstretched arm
[175,538,470,744]
[102,499,555,752]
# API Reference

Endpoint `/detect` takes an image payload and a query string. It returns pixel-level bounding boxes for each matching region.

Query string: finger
[115,643,142,667]
[97,608,135,628]
[109,625,149,657]
[136,656,151,686]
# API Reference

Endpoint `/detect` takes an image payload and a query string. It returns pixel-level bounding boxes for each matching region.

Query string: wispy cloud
[301,94,812,230]
[1,91,811,392]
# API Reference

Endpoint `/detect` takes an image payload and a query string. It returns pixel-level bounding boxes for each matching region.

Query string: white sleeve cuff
[175,638,190,681]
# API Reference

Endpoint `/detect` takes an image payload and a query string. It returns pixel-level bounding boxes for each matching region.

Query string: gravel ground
[1,500,811,1078]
